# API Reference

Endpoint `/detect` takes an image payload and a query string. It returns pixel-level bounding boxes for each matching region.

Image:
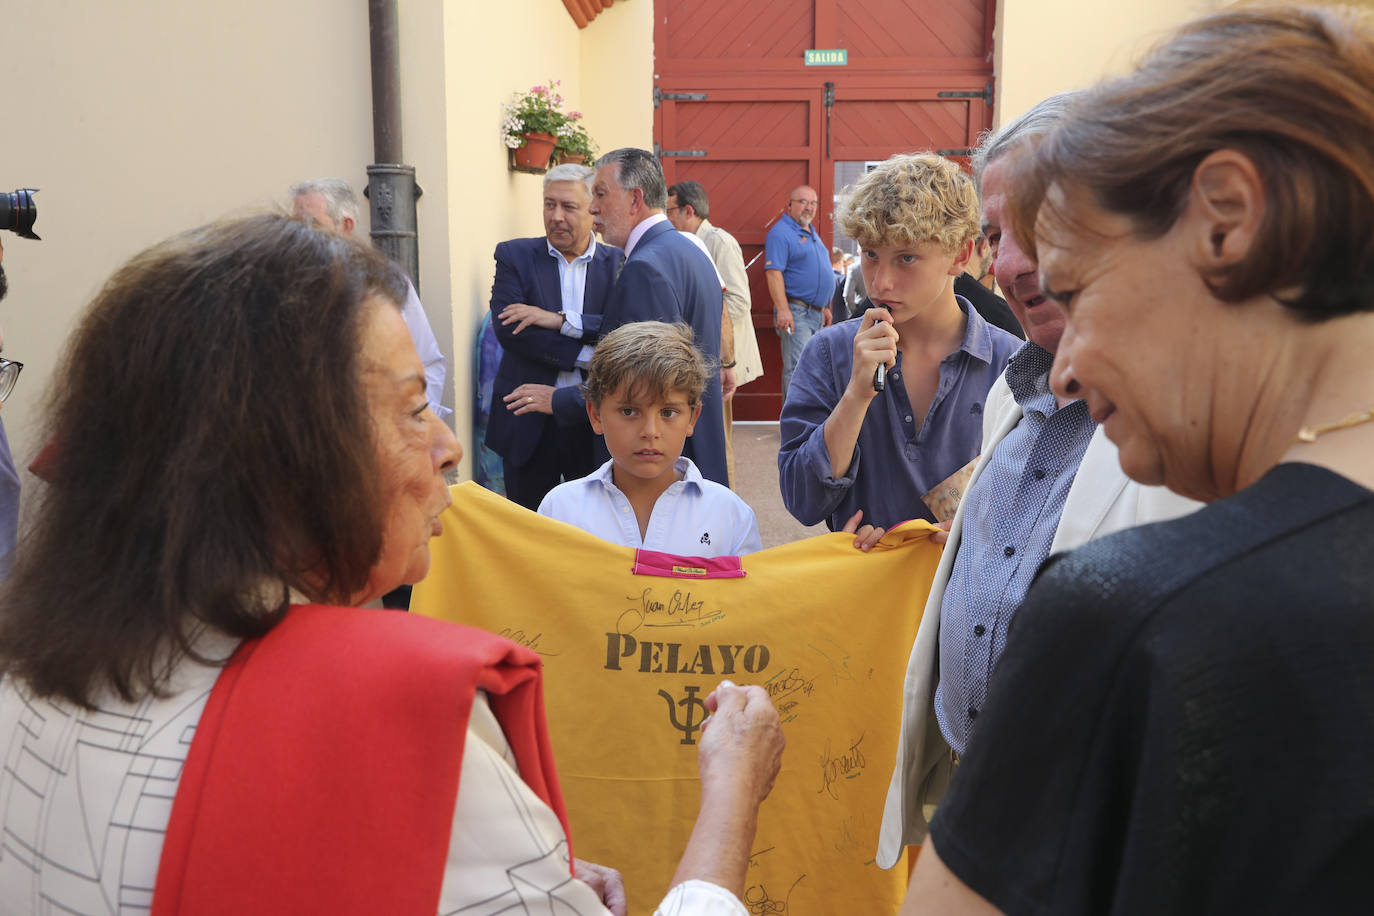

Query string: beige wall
[994,0,1222,125]
[2,0,385,477]
[441,0,654,477]
[441,0,581,478]
[0,0,655,486]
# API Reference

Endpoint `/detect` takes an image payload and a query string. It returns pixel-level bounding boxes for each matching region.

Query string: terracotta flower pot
[558,152,587,165]
[513,132,557,170]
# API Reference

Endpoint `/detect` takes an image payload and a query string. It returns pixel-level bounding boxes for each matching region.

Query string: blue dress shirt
[777,298,1022,531]
[934,342,1096,755]
[764,213,834,309]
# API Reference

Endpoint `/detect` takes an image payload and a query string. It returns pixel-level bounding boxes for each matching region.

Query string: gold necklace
[1294,405,1374,443]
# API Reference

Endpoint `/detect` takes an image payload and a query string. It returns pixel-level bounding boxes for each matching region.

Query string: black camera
[0,189,40,240]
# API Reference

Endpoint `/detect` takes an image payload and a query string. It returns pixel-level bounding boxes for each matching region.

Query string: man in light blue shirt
[764,185,835,399]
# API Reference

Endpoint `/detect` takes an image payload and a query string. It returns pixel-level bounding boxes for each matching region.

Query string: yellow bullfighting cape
[413,482,940,915]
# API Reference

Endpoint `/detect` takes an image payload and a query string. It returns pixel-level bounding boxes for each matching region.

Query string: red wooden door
[655,0,996,420]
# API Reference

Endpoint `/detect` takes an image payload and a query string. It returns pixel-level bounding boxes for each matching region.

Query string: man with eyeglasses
[666,180,758,487]
[764,185,834,400]
[0,234,23,578]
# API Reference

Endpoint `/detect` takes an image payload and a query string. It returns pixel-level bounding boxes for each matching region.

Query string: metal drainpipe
[366,0,422,292]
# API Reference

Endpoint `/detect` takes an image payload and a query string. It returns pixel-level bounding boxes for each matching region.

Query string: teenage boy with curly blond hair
[778,153,1021,538]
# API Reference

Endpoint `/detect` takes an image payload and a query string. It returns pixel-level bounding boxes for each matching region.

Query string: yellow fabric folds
[414,482,940,915]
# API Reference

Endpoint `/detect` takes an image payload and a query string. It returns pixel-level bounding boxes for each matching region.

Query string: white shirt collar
[592,455,700,490]
[624,213,670,258]
[546,233,597,264]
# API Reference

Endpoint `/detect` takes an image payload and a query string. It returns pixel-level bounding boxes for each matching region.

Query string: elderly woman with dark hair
[900,5,1374,914]
[0,215,782,914]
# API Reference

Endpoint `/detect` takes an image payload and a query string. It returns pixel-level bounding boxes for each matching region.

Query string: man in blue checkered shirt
[874,94,1201,869]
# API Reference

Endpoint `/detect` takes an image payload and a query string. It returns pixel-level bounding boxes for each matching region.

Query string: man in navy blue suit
[588,148,729,486]
[487,163,624,510]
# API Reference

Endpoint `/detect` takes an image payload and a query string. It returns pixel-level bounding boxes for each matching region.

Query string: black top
[832,271,848,323]
[931,462,1374,915]
[954,273,1024,340]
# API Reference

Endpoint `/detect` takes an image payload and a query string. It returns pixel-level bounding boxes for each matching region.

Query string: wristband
[721,360,737,369]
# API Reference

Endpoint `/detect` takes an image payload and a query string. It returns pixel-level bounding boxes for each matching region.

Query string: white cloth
[538,457,762,556]
[875,372,1202,866]
[0,631,237,915]
[694,219,762,386]
[401,276,452,420]
[0,636,744,915]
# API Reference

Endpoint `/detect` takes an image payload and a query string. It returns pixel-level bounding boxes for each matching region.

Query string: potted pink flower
[555,111,599,165]
[501,80,570,170]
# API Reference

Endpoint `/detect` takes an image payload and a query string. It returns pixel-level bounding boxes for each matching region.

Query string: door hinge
[653,87,708,108]
[937,82,993,105]
[936,148,975,157]
[653,143,708,158]
[823,81,835,159]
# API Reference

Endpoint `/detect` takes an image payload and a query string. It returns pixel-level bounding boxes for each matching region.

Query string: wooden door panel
[675,100,813,147]
[658,0,813,61]
[838,0,987,58]
[832,98,972,159]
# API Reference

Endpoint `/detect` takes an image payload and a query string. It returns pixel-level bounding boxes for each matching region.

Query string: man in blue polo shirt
[764,185,834,399]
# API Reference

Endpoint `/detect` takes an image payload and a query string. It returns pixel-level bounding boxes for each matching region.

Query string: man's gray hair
[971,91,1081,193]
[289,177,360,224]
[543,163,595,197]
[595,148,668,210]
[666,179,709,219]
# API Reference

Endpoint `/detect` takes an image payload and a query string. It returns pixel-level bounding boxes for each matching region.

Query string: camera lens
[0,190,40,240]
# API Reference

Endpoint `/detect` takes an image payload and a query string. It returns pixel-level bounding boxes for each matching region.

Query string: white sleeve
[653,879,749,916]
[399,278,452,420]
[732,503,764,556]
[560,311,586,338]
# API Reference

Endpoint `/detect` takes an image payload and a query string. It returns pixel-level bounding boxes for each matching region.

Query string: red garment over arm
[152,604,569,916]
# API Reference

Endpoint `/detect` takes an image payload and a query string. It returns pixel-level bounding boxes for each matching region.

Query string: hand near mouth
[846,308,899,401]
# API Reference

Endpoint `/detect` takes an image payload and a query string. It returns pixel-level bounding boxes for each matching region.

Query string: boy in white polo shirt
[538,321,762,557]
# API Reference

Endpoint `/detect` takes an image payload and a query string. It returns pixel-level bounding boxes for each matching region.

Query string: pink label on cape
[631,550,747,579]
